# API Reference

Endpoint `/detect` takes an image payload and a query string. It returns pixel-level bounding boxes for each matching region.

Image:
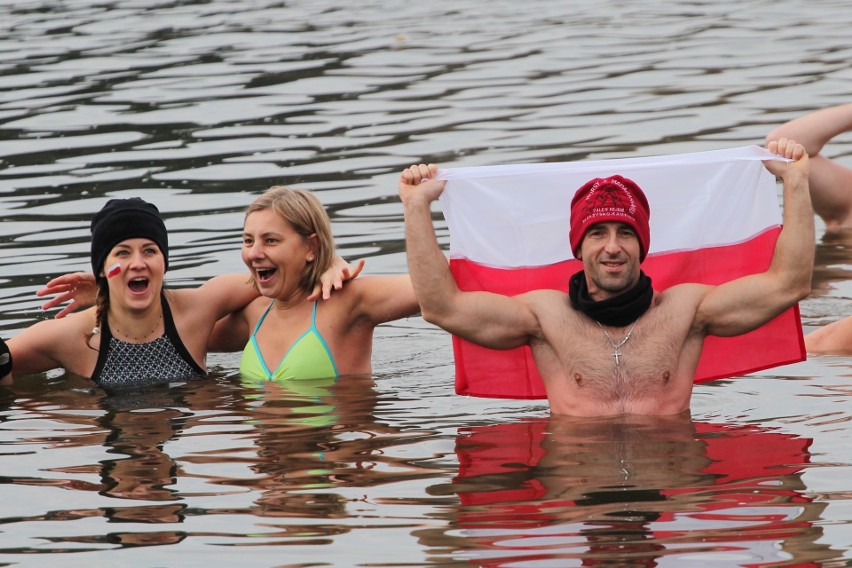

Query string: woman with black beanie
[2,197,353,390]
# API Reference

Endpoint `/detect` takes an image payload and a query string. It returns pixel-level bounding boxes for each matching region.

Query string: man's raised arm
[696,138,814,337]
[399,163,540,350]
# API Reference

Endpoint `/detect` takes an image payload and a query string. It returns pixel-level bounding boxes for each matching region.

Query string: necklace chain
[112,314,163,342]
[596,319,638,367]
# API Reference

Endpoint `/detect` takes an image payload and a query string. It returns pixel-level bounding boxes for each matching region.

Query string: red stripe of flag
[449,227,805,399]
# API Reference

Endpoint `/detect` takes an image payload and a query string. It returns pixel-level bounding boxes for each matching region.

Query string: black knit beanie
[90,197,169,275]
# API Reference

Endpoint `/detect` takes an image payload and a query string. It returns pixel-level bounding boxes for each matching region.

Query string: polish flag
[436,146,805,399]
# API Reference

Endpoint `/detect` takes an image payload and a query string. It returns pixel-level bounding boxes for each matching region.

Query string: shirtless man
[399,139,813,416]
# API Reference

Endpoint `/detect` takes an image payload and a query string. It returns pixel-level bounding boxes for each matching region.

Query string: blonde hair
[245,186,335,293]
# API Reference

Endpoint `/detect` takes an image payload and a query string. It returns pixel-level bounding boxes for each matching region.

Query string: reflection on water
[423,416,831,566]
[0,0,851,565]
[1,377,438,556]
[1,379,843,566]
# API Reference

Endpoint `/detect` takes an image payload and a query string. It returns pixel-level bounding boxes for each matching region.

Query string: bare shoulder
[163,287,197,313]
[657,283,712,305]
[518,289,570,317]
[344,274,411,297]
[313,278,372,317]
[330,274,417,319]
[244,295,272,316]
[654,283,716,335]
[521,288,567,302]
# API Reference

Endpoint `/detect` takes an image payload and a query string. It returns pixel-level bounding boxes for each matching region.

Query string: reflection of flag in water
[437,146,805,399]
[450,419,816,567]
[453,419,812,510]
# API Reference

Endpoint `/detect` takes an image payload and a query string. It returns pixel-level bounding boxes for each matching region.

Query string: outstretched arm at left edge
[696,138,814,337]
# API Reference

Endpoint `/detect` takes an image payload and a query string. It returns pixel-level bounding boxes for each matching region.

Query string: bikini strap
[310,300,319,327]
[252,301,276,336]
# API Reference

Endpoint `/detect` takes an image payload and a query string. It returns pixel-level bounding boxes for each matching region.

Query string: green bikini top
[240,301,338,382]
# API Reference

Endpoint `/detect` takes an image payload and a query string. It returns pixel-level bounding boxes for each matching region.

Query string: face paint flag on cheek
[107,263,122,279]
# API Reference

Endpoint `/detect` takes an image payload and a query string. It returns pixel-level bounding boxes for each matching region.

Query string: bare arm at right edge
[765,104,852,157]
[766,104,852,229]
[399,163,542,350]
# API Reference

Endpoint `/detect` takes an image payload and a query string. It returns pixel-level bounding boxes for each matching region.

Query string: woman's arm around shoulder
[207,296,269,353]
[180,273,259,322]
[6,308,97,379]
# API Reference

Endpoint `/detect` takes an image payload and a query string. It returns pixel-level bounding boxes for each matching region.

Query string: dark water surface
[1,1,851,566]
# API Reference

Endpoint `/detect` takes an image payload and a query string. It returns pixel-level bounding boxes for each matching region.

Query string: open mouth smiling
[256,267,277,282]
[128,277,149,293]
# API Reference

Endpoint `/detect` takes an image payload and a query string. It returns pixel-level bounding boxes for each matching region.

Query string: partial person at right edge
[766,104,852,354]
[766,103,852,231]
[399,139,813,417]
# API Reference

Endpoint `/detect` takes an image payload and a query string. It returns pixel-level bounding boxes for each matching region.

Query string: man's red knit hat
[569,175,651,260]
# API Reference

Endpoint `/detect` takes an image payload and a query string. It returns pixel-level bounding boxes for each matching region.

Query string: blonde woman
[2,197,355,388]
[217,186,418,381]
